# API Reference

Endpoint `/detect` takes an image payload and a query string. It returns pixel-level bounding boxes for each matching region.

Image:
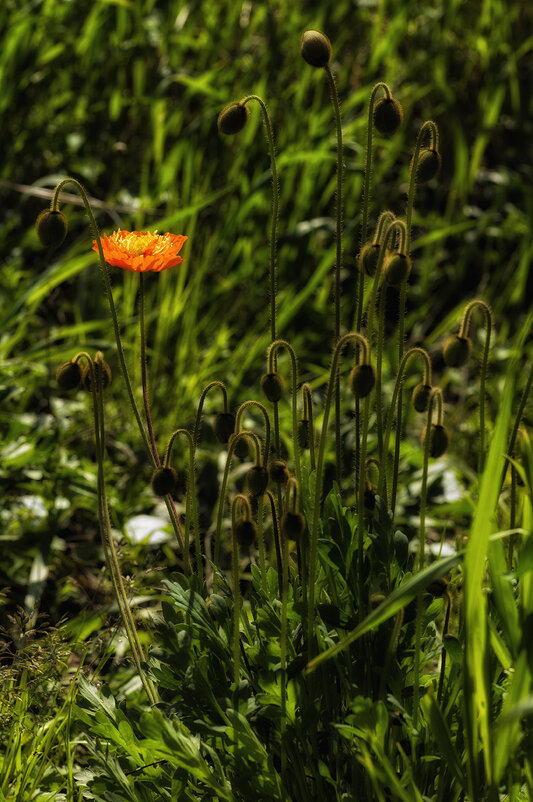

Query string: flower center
[120,232,159,255]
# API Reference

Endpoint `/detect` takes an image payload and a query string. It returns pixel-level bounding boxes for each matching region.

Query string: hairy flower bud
[81,359,112,392]
[393,530,409,566]
[359,242,380,277]
[349,364,376,399]
[234,518,257,548]
[281,511,306,542]
[384,252,411,286]
[36,209,68,249]
[151,466,177,497]
[217,102,249,135]
[228,432,249,459]
[373,97,403,136]
[443,335,472,368]
[411,383,432,413]
[247,465,269,497]
[268,459,290,485]
[413,148,441,183]
[260,372,285,403]
[56,360,82,391]
[364,481,377,511]
[213,412,236,444]
[300,29,332,68]
[422,424,450,458]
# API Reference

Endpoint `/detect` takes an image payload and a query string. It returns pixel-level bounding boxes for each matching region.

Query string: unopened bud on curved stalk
[261,372,285,402]
[299,29,332,67]
[56,360,82,391]
[414,148,441,183]
[421,423,450,458]
[411,383,433,413]
[443,335,472,367]
[214,412,236,444]
[269,458,290,485]
[232,494,257,548]
[373,95,403,136]
[349,363,376,398]
[36,208,68,248]
[151,466,178,497]
[217,101,249,135]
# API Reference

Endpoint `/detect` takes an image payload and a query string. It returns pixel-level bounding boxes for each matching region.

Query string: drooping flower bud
[268,459,290,485]
[247,465,269,497]
[260,372,285,403]
[358,242,380,277]
[422,424,450,458]
[213,412,236,444]
[151,466,177,497]
[281,511,306,542]
[81,359,112,392]
[300,29,332,68]
[217,102,249,135]
[234,518,257,548]
[373,97,403,136]
[56,360,82,391]
[36,209,68,249]
[384,253,411,286]
[228,432,249,459]
[443,335,472,368]
[349,364,376,399]
[411,383,432,413]
[413,148,441,183]
[393,530,409,566]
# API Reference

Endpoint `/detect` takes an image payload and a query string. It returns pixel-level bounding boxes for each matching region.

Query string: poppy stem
[139,273,160,465]
[324,65,344,483]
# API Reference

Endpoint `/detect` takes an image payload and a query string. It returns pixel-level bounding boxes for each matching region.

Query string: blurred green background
[1,0,532,626]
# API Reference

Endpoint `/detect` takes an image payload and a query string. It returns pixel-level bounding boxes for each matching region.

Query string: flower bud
[214,412,236,444]
[413,148,441,183]
[422,424,450,458]
[228,432,249,459]
[247,465,269,497]
[384,252,411,286]
[281,511,306,542]
[393,530,409,566]
[411,383,432,413]
[36,209,68,248]
[81,359,112,392]
[268,459,290,485]
[373,97,403,136]
[443,335,472,368]
[217,102,249,135]
[358,242,380,277]
[349,364,376,399]
[56,360,82,391]
[234,518,257,548]
[151,466,177,497]
[260,372,285,403]
[297,419,310,449]
[300,29,331,68]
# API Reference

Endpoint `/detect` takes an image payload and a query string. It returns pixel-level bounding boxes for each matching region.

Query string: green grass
[1,0,533,799]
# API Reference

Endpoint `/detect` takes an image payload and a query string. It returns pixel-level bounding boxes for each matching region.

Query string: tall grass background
[1,0,532,798]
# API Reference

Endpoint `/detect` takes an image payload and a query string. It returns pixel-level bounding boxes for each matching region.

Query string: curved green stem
[139,273,159,464]
[85,353,157,704]
[268,339,301,487]
[379,347,432,506]
[406,121,439,253]
[412,387,443,728]
[307,332,370,652]
[302,383,316,472]
[193,381,229,448]
[164,428,202,581]
[234,400,271,465]
[459,300,493,474]
[324,65,344,483]
[214,431,262,585]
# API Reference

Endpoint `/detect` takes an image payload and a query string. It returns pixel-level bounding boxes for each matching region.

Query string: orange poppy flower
[93,230,187,273]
